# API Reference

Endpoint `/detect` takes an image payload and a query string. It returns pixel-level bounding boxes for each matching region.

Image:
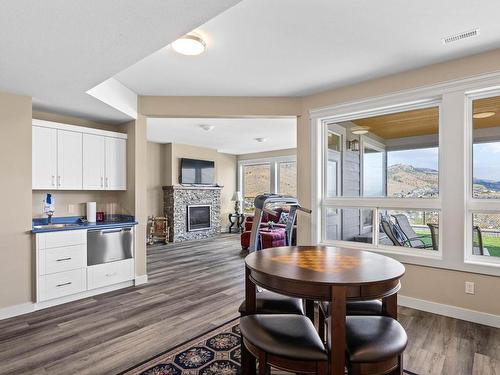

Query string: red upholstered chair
[241,228,286,250]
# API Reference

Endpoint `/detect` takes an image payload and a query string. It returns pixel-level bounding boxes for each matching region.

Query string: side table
[229,213,245,233]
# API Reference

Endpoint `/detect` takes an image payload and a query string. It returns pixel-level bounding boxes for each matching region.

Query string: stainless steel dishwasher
[87,227,133,266]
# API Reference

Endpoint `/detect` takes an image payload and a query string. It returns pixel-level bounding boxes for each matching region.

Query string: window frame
[309,75,500,276]
[238,155,297,208]
[465,88,500,267]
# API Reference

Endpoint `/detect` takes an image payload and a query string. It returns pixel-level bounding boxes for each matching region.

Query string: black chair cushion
[319,300,383,317]
[239,314,328,361]
[344,316,407,363]
[239,290,304,315]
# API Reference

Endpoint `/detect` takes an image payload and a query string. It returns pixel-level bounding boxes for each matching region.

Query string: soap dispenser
[44,193,55,224]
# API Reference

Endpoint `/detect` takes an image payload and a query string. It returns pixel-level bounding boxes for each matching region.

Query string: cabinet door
[32,126,57,189]
[57,130,82,190]
[83,134,105,190]
[105,137,126,190]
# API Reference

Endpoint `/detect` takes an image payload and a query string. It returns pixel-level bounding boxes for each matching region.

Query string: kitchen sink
[33,223,81,230]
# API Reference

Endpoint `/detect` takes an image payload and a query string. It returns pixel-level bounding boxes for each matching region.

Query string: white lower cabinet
[87,258,134,290]
[36,229,135,304]
[38,269,86,302]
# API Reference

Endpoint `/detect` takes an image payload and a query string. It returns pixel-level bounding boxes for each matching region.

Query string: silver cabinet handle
[100,177,104,188]
[51,175,55,186]
[100,228,123,234]
[56,282,72,287]
[105,177,109,188]
[105,272,117,277]
[56,257,72,262]
[57,176,61,187]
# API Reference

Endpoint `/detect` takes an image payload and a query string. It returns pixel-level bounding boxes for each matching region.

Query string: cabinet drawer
[38,269,86,302]
[38,230,86,249]
[87,259,134,290]
[39,244,86,275]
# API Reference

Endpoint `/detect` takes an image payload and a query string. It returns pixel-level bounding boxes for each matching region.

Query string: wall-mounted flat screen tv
[180,158,215,185]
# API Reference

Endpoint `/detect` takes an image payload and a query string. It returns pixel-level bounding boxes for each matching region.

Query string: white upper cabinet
[32,120,127,191]
[57,130,83,190]
[33,126,58,190]
[83,134,105,190]
[105,137,127,190]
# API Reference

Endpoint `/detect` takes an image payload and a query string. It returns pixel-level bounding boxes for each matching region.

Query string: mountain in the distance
[387,164,438,198]
[473,178,500,192]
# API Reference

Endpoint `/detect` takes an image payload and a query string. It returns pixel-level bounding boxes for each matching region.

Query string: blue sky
[474,142,500,181]
[387,147,438,170]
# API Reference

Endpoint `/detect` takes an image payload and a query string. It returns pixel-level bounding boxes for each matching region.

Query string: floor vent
[442,28,480,45]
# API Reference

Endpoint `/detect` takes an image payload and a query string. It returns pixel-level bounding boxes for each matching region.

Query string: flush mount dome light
[473,111,496,119]
[172,34,206,56]
[351,127,369,135]
[254,137,267,143]
[199,124,214,131]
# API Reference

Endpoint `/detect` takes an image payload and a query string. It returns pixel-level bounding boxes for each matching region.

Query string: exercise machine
[248,193,312,252]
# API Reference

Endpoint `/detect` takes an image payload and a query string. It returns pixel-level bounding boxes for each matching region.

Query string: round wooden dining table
[243,245,406,375]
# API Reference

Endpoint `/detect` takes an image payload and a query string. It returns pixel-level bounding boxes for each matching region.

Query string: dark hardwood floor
[0,234,498,374]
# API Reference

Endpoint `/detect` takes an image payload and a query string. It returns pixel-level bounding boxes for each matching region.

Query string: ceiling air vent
[442,28,480,45]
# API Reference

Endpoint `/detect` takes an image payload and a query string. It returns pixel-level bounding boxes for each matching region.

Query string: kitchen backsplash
[32,191,129,218]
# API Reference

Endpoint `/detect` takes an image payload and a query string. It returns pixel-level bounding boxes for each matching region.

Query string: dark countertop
[32,215,138,233]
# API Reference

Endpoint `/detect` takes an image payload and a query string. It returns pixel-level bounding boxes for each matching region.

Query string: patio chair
[427,223,439,250]
[392,214,433,249]
[379,215,407,246]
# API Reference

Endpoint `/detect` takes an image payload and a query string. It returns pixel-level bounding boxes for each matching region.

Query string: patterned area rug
[122,318,417,375]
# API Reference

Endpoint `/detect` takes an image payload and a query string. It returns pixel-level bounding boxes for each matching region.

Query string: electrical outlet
[465,281,475,295]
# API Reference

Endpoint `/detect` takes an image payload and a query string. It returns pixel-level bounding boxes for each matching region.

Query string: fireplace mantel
[163,185,222,242]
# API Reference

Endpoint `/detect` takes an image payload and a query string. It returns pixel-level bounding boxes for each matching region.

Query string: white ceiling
[147,117,296,154]
[116,0,500,97]
[0,0,241,123]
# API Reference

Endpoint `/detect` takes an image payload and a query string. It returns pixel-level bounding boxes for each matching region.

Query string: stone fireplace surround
[163,185,222,242]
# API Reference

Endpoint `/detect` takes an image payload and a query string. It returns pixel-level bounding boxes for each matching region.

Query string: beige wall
[33,111,122,133]
[237,148,296,161]
[121,116,148,277]
[140,96,301,118]
[0,91,32,309]
[147,142,165,217]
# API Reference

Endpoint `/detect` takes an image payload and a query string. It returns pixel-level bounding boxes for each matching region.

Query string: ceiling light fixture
[172,34,206,56]
[254,137,267,143]
[473,111,496,119]
[351,127,369,135]
[199,124,214,131]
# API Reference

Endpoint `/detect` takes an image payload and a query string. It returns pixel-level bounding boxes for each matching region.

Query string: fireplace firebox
[187,205,211,231]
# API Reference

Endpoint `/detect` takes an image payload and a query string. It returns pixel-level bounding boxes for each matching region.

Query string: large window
[320,105,440,255]
[468,94,500,259]
[312,79,500,276]
[239,156,296,213]
[242,163,271,213]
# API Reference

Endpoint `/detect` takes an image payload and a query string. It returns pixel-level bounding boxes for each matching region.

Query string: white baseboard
[0,302,35,320]
[399,295,500,328]
[135,274,148,285]
[0,280,135,321]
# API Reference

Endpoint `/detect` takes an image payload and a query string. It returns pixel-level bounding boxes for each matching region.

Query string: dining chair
[326,316,407,375]
[240,314,328,375]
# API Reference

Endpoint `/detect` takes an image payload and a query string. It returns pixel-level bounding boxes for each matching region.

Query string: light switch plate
[465,281,475,294]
